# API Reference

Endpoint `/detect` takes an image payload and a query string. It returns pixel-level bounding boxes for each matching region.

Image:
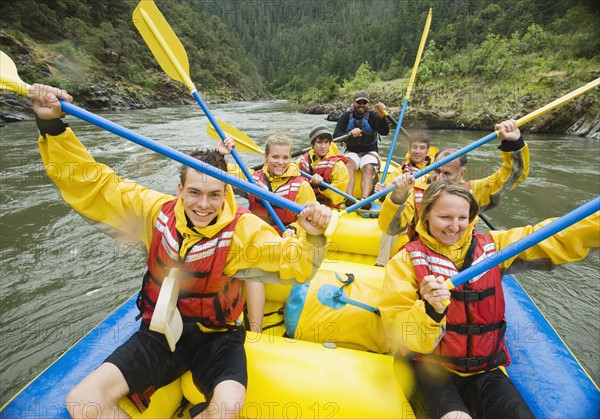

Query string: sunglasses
[355,100,368,105]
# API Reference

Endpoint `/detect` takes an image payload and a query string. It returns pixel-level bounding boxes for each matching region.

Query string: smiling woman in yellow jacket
[379,180,599,419]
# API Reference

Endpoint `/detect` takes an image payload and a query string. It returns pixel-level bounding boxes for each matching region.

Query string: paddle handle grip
[441,279,455,307]
[440,196,600,306]
[57,100,305,216]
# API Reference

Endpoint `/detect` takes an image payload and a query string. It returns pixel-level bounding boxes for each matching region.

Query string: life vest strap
[450,287,495,302]
[446,321,503,335]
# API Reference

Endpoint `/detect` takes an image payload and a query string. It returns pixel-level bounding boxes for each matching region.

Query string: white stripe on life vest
[160,235,179,261]
[410,251,458,278]
[185,231,234,263]
[155,210,169,232]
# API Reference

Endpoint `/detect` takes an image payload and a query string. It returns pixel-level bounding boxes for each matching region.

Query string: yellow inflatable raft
[120,258,413,418]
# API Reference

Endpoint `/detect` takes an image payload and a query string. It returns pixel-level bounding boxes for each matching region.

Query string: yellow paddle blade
[515,78,600,128]
[206,119,264,154]
[405,8,432,101]
[132,1,195,92]
[0,50,31,95]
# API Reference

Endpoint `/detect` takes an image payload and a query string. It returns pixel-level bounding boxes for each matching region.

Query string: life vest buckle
[456,357,485,368]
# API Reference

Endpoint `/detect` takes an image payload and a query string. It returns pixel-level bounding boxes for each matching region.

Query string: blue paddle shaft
[345,131,499,213]
[190,91,287,232]
[58,100,304,214]
[450,196,600,288]
[298,170,357,203]
[381,98,409,180]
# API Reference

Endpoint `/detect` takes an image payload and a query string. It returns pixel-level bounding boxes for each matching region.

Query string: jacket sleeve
[225,213,327,284]
[333,112,350,139]
[378,192,415,235]
[471,140,529,211]
[295,180,317,206]
[38,128,173,249]
[318,160,349,206]
[492,212,600,274]
[379,249,446,354]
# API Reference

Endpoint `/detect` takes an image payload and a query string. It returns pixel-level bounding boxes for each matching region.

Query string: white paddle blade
[149,268,183,352]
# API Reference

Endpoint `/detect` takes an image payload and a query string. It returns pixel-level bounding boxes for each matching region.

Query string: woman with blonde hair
[380,180,599,418]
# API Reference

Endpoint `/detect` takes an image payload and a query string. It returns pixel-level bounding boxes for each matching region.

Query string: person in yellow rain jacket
[297,125,349,208]
[29,84,332,419]
[378,119,529,241]
[379,180,599,419]
[373,131,436,266]
[234,134,317,234]
[220,134,317,335]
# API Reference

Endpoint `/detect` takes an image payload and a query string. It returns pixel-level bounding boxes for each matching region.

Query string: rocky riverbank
[302,87,600,139]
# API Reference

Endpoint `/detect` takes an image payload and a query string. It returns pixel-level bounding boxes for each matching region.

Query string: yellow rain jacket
[296,148,349,207]
[379,144,530,235]
[38,128,326,284]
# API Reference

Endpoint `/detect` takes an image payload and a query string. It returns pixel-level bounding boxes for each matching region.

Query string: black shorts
[105,322,247,399]
[412,361,534,419]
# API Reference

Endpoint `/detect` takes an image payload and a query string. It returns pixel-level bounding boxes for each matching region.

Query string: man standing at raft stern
[29,83,332,419]
[334,90,390,208]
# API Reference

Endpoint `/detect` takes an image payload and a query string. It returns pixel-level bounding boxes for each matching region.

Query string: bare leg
[345,159,357,196]
[193,380,246,419]
[441,411,472,419]
[245,281,265,332]
[66,363,130,419]
[360,164,375,198]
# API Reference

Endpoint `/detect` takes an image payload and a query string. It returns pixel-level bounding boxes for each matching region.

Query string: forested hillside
[208,0,598,95]
[0,0,266,112]
[1,0,598,134]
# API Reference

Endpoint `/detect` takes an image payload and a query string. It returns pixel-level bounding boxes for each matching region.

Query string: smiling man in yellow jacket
[29,83,332,419]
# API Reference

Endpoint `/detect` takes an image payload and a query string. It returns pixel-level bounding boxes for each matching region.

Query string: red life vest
[298,153,348,208]
[248,169,305,231]
[407,181,472,240]
[405,232,509,373]
[136,199,248,328]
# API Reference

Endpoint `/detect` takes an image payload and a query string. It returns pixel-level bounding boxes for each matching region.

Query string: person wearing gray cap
[333,90,390,207]
[297,125,349,208]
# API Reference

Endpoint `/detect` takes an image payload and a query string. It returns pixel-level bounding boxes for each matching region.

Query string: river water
[1,100,598,405]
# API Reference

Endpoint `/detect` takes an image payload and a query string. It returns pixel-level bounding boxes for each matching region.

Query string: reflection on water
[0,100,598,404]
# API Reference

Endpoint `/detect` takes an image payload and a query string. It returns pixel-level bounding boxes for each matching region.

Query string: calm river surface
[1,100,598,405]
